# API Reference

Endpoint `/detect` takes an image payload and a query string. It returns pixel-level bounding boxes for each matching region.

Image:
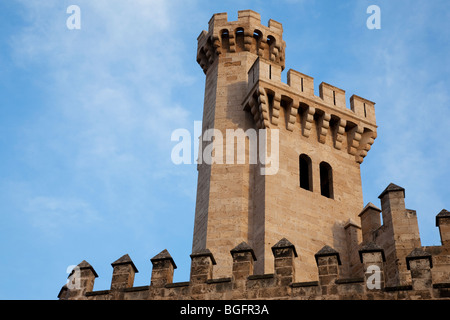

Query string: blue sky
[0,0,449,299]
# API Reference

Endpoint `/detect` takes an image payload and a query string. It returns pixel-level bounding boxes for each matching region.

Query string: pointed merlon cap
[111,254,139,273]
[230,242,257,261]
[378,183,406,199]
[315,245,341,265]
[344,218,361,229]
[406,248,433,270]
[271,238,298,257]
[358,242,386,262]
[151,249,177,269]
[57,284,68,299]
[358,202,382,217]
[68,260,98,278]
[436,209,450,227]
[190,249,217,265]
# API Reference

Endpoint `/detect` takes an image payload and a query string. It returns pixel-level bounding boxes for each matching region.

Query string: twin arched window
[320,162,333,199]
[299,154,312,192]
[299,155,334,199]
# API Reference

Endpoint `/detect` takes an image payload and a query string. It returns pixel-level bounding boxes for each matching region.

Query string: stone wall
[58,232,450,300]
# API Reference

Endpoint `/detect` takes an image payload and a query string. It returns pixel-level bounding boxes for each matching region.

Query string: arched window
[235,27,245,52]
[253,29,262,54]
[221,29,230,51]
[253,30,262,41]
[299,154,312,191]
[267,35,276,47]
[320,162,333,199]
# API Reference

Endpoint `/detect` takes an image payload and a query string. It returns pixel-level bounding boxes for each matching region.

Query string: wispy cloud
[24,196,101,237]
[342,1,450,244]
[8,0,201,234]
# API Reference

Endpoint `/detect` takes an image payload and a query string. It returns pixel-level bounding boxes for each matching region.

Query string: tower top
[197,10,285,74]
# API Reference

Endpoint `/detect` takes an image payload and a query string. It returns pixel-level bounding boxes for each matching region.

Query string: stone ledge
[123,285,149,292]
[165,281,190,288]
[85,290,110,296]
[248,274,274,281]
[291,281,319,288]
[206,277,232,284]
[433,283,450,289]
[335,277,364,285]
[384,285,413,292]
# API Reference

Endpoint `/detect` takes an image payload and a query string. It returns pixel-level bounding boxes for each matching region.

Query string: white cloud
[24,196,101,236]
[345,1,450,244]
[7,0,203,235]
[11,0,197,173]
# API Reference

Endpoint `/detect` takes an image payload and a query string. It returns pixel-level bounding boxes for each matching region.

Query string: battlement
[197,10,286,74]
[59,185,450,300]
[196,11,377,164]
[244,57,377,164]
[359,183,450,287]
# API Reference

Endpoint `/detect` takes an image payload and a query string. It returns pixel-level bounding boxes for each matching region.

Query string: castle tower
[193,10,378,281]
[59,10,450,301]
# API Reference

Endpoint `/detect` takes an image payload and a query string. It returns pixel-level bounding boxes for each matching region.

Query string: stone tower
[59,10,450,301]
[193,10,378,281]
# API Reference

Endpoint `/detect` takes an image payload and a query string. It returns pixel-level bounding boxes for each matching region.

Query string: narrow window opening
[299,154,313,191]
[364,103,367,117]
[320,162,333,199]
[267,36,276,60]
[301,78,304,92]
[333,91,336,106]
[269,65,272,80]
[221,29,230,51]
[267,91,274,120]
[235,28,245,52]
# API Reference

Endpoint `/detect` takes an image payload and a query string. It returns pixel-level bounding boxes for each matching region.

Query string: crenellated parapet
[359,183,450,289]
[58,240,450,301]
[243,58,378,164]
[58,183,450,300]
[196,10,377,164]
[197,10,286,74]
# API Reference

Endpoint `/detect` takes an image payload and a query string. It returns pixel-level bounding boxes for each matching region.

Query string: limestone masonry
[58,10,450,300]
